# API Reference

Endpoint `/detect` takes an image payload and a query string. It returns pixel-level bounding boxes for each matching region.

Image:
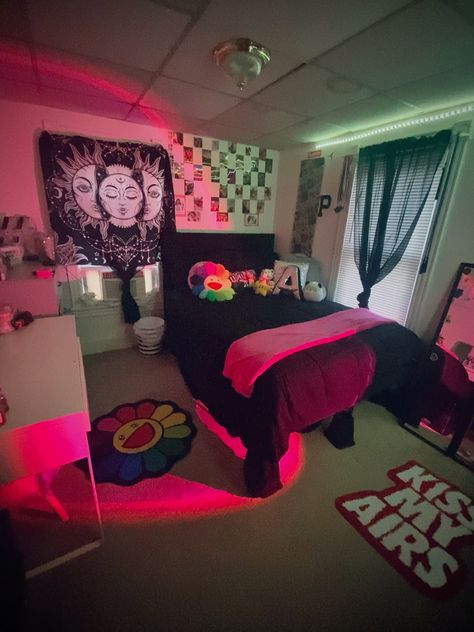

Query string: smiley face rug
[88,400,196,486]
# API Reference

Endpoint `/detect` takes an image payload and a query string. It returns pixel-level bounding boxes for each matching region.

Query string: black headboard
[161,231,275,294]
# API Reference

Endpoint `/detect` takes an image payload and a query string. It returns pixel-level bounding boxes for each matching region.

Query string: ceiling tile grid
[0,0,472,149]
[315,94,423,131]
[315,0,474,92]
[36,85,133,120]
[0,40,36,84]
[162,34,300,99]
[34,45,154,103]
[385,62,474,110]
[27,0,191,71]
[212,100,307,134]
[141,75,242,119]
[194,0,412,62]
[252,64,375,117]
[0,0,31,41]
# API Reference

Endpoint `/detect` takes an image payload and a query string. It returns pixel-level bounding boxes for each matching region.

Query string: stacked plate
[133,316,165,355]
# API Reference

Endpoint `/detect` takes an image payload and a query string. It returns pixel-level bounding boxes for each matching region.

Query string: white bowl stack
[133,316,165,355]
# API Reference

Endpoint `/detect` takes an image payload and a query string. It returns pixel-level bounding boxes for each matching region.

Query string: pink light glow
[88,405,304,522]
[90,432,304,523]
[419,419,451,437]
[224,309,392,397]
[0,406,305,524]
[0,41,170,129]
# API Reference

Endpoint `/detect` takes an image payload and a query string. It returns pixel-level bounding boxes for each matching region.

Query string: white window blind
[334,154,445,324]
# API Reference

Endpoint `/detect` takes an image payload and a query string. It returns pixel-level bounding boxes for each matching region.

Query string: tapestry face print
[39,132,176,271]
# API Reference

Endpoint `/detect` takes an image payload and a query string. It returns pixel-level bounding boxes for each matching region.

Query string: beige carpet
[23,347,474,631]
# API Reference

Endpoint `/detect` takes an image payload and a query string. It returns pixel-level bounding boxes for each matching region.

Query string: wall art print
[166,131,275,228]
[39,131,176,272]
[290,157,325,257]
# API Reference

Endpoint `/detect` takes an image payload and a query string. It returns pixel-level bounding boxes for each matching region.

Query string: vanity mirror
[435,262,474,381]
[407,263,474,469]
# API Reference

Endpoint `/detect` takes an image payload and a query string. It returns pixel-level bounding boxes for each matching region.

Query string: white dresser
[0,315,102,576]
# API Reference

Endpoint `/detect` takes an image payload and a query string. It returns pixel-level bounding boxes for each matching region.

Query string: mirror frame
[432,261,474,357]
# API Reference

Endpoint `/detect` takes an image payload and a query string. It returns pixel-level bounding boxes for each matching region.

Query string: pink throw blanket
[223,308,394,397]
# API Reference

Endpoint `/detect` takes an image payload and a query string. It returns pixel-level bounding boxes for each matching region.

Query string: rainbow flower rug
[88,400,196,486]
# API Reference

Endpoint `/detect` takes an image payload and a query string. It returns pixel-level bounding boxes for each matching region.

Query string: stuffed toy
[254,280,273,297]
[303,281,327,302]
[188,261,235,302]
[254,268,274,296]
[229,269,256,288]
[258,268,275,289]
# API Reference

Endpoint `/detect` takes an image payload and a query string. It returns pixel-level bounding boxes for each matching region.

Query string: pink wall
[0,99,278,234]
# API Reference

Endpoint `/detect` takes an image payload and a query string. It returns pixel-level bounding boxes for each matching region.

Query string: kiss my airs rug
[88,400,196,486]
[335,461,474,600]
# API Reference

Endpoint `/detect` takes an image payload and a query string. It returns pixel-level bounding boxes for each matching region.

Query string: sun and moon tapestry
[39,131,176,321]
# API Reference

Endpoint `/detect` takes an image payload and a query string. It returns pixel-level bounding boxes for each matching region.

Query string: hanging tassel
[115,268,141,324]
[357,288,371,308]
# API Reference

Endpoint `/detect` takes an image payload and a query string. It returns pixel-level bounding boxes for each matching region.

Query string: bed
[161,231,425,497]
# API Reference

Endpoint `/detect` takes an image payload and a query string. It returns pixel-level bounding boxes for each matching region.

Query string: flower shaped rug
[88,400,196,486]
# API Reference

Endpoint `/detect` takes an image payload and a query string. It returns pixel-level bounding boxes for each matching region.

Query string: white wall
[273,146,355,288]
[0,99,278,234]
[408,130,474,340]
[0,98,279,354]
[0,100,161,232]
[273,116,474,341]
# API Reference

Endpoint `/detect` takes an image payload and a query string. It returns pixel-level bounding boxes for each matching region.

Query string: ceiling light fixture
[212,38,271,90]
[315,102,474,149]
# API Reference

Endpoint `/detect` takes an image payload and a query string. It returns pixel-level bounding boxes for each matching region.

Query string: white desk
[0,316,102,575]
[0,261,59,316]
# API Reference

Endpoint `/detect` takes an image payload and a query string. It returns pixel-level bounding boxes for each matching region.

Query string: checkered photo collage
[167,131,276,227]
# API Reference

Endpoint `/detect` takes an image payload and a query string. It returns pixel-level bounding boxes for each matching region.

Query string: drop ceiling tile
[126,105,205,133]
[385,63,474,110]
[28,0,190,72]
[36,86,133,120]
[253,64,374,117]
[35,46,153,103]
[0,41,36,84]
[316,0,474,91]
[213,101,306,134]
[197,0,410,62]
[140,76,241,119]
[444,0,474,24]
[274,118,349,144]
[189,121,265,145]
[0,79,42,105]
[321,95,422,131]
[128,110,263,145]
[150,0,211,17]
[0,0,32,41]
[163,19,301,98]
[257,133,311,150]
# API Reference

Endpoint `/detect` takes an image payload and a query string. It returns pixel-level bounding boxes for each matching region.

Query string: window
[334,155,445,324]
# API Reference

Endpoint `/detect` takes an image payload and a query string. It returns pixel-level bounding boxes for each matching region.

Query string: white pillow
[273,259,309,288]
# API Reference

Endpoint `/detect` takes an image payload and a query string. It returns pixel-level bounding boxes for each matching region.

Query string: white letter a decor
[272,265,301,299]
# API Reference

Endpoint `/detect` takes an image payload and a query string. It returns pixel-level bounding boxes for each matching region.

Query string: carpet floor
[22,348,474,632]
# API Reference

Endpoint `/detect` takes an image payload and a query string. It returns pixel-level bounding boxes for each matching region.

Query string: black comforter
[165,289,425,496]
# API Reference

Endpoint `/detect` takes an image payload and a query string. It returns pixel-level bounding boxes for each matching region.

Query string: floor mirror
[407,262,474,470]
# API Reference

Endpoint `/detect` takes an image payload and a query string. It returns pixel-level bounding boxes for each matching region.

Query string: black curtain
[353,130,451,308]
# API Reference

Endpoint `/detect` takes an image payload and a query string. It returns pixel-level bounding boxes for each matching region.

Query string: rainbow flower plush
[188,261,235,302]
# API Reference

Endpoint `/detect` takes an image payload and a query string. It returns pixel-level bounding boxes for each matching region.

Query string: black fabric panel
[161,231,276,295]
[164,289,425,438]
